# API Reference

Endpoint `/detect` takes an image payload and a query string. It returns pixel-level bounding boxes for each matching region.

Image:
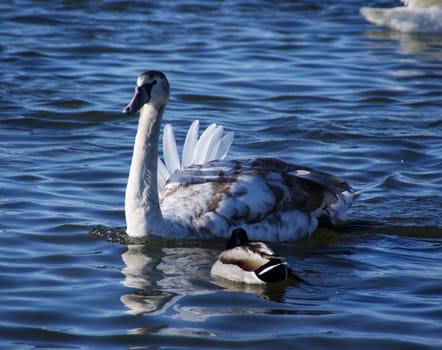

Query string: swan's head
[123,71,170,114]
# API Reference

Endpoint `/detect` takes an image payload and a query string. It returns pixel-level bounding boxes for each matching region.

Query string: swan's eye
[137,82,155,93]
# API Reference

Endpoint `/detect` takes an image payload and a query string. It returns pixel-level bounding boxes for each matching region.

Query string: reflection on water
[211,276,289,302]
[115,231,348,340]
[120,244,215,316]
[120,245,173,315]
[363,30,442,58]
[119,240,296,316]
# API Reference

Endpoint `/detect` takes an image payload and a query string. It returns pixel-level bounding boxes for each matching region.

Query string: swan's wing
[158,121,235,192]
[288,163,360,218]
[161,158,359,240]
[191,123,235,165]
[214,131,234,160]
[182,121,234,166]
[193,123,217,164]
[203,125,225,163]
[182,120,200,168]
[250,157,359,220]
[265,158,360,221]
[290,167,352,197]
[163,124,180,175]
[248,157,352,194]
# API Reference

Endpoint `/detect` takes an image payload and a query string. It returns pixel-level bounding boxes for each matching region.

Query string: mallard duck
[211,228,300,284]
[123,70,359,240]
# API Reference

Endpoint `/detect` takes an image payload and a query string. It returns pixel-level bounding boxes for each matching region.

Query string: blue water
[1,1,441,349]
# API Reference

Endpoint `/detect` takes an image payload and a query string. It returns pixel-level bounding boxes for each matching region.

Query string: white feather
[203,125,225,163]
[156,121,235,192]
[193,123,217,164]
[182,120,200,168]
[163,124,180,175]
[214,131,235,160]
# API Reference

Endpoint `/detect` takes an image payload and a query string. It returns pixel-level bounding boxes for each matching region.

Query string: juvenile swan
[123,70,359,241]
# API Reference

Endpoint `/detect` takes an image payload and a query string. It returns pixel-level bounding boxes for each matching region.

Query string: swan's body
[360,0,442,33]
[123,71,359,241]
[211,228,298,284]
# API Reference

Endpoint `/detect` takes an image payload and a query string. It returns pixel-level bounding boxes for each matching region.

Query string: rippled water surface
[1,1,441,349]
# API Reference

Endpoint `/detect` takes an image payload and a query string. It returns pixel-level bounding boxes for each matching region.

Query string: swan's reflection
[120,244,216,315]
[120,245,173,315]
[121,244,155,289]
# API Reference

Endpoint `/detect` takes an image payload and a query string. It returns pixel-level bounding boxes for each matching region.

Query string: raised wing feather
[163,124,180,175]
[215,131,234,160]
[193,123,217,164]
[157,121,235,192]
[203,125,225,163]
[182,120,200,168]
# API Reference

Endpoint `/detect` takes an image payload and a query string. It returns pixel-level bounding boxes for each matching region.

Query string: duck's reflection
[211,275,288,302]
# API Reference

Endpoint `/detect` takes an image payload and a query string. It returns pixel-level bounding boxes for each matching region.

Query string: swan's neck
[125,104,165,236]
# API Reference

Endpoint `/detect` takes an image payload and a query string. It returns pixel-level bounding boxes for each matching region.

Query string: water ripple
[1,0,441,349]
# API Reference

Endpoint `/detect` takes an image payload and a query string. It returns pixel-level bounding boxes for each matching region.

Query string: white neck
[125,103,165,236]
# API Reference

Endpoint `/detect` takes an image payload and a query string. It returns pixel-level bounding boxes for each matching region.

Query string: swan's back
[160,157,358,241]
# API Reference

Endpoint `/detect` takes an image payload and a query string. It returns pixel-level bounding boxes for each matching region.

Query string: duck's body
[360,0,442,33]
[211,228,295,284]
[123,71,359,241]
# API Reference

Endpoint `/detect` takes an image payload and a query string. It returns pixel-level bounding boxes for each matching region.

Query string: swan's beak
[122,88,147,115]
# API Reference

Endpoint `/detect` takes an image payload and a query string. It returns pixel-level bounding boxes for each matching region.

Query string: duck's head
[226,228,250,249]
[123,70,170,114]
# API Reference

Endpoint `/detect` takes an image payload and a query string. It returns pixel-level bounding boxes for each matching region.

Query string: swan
[211,228,301,284]
[123,70,359,241]
[360,0,442,33]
